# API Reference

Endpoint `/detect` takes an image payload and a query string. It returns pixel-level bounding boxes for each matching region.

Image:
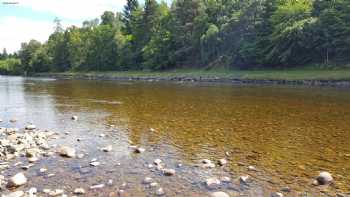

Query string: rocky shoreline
[0,117,347,197]
[32,73,350,87]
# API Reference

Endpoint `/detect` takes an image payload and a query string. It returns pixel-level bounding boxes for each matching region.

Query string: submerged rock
[162,168,176,176]
[271,192,284,197]
[156,188,165,196]
[58,146,76,158]
[210,192,230,197]
[205,178,221,189]
[8,173,27,187]
[240,175,251,184]
[218,158,227,166]
[101,145,113,152]
[3,191,25,197]
[316,171,333,185]
[73,188,85,195]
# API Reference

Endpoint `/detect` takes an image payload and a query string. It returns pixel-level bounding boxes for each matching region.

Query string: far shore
[29,68,350,87]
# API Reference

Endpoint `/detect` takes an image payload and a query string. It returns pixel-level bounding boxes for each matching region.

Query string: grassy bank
[36,67,350,81]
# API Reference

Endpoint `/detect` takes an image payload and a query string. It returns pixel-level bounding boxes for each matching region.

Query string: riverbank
[33,68,350,87]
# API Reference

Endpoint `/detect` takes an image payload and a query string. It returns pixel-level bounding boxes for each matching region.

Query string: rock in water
[271,192,284,197]
[205,178,221,189]
[71,116,78,121]
[101,145,113,152]
[218,158,227,166]
[8,173,27,187]
[240,175,251,184]
[25,124,36,130]
[210,192,230,197]
[134,147,145,153]
[58,146,76,158]
[143,177,153,184]
[3,191,25,197]
[156,188,165,196]
[316,171,333,185]
[74,188,85,194]
[162,168,176,176]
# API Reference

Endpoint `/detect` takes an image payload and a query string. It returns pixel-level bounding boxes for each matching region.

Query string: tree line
[1,0,350,74]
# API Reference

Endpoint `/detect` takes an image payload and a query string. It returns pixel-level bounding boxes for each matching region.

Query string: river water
[0,76,350,196]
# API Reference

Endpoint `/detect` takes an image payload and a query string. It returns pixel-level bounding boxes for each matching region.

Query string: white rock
[27,187,37,195]
[210,191,230,197]
[220,176,231,183]
[90,161,100,167]
[25,124,36,130]
[271,192,284,197]
[203,163,216,168]
[316,171,333,185]
[162,168,176,176]
[150,182,159,187]
[71,116,78,121]
[58,146,76,158]
[134,147,145,153]
[156,188,165,196]
[89,184,104,189]
[205,178,221,188]
[218,158,227,166]
[201,159,212,164]
[143,177,153,184]
[48,189,64,196]
[240,175,251,184]
[3,191,24,197]
[8,173,27,187]
[154,159,162,165]
[248,166,257,171]
[101,145,112,152]
[39,168,47,173]
[73,188,85,194]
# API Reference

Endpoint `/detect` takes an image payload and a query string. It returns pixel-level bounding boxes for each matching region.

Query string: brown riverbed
[1,76,350,196]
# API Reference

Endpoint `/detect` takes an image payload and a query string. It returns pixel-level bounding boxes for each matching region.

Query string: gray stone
[218,158,227,166]
[156,188,165,196]
[316,171,333,185]
[271,192,284,197]
[25,124,36,130]
[162,168,176,176]
[73,188,85,194]
[58,146,76,158]
[206,178,221,189]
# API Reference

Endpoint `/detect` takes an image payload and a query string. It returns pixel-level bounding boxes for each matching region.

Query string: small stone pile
[0,126,56,164]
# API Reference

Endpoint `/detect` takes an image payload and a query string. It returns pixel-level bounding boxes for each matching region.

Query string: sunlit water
[1,76,350,196]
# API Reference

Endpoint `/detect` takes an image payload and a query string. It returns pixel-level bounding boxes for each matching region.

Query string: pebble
[71,116,78,121]
[48,189,64,196]
[220,176,231,183]
[218,158,227,166]
[99,134,106,137]
[73,188,85,194]
[76,153,84,159]
[90,184,105,189]
[143,177,153,184]
[248,165,257,171]
[8,173,27,187]
[203,163,216,168]
[154,159,162,165]
[156,188,165,196]
[205,178,221,188]
[134,147,145,153]
[280,187,291,192]
[210,191,230,197]
[3,191,25,197]
[271,192,284,197]
[58,146,76,158]
[101,145,113,152]
[39,168,48,173]
[201,159,212,164]
[25,124,36,130]
[240,175,251,184]
[27,187,37,195]
[90,161,100,167]
[150,182,159,187]
[28,156,39,163]
[10,119,17,123]
[316,171,333,185]
[162,168,176,176]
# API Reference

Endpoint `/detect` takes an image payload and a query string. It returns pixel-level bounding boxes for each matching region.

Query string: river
[1,76,349,196]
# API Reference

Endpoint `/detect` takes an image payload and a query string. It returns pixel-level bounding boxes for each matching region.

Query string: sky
[0,0,129,53]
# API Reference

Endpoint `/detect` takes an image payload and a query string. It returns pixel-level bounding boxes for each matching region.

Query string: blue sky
[1,0,167,53]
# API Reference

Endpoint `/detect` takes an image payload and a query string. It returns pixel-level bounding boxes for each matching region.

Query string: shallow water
[1,76,350,196]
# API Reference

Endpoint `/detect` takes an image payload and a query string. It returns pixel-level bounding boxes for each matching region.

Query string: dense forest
[1,0,350,74]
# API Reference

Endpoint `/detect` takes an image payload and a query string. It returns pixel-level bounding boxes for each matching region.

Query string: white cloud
[18,0,127,21]
[0,16,53,53]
